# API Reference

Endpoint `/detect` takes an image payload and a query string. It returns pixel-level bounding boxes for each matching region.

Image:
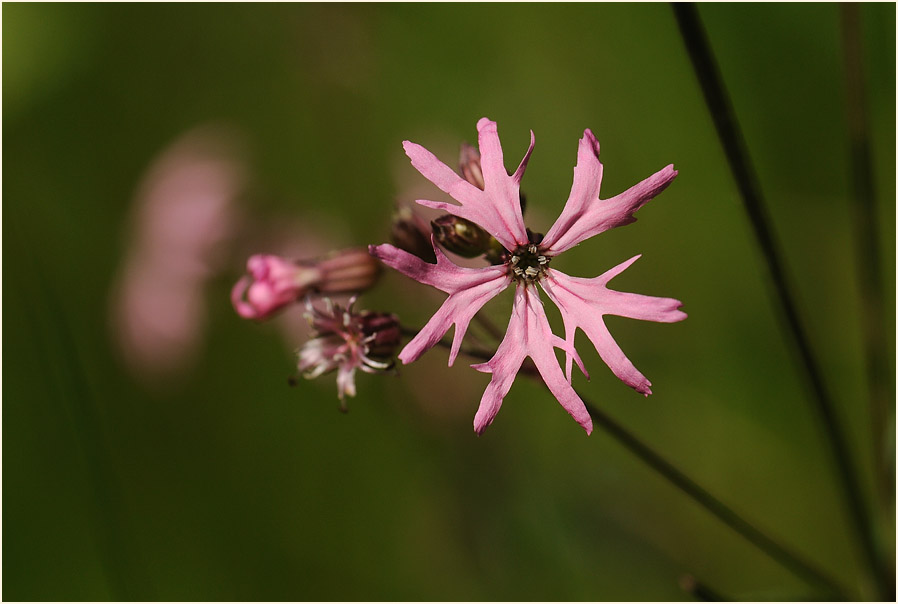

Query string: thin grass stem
[10,212,150,601]
[839,2,894,511]
[679,574,729,602]
[671,4,889,598]
[419,332,849,598]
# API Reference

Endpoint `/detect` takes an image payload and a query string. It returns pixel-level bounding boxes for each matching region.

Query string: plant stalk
[839,1,894,512]
[417,331,849,598]
[671,4,889,597]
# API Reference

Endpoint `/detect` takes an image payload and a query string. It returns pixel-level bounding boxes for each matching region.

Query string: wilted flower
[298,297,401,406]
[370,118,686,435]
[232,248,381,320]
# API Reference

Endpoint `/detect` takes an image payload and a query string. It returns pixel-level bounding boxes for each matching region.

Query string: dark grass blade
[8,210,153,601]
[839,2,895,512]
[671,4,891,598]
[424,334,849,598]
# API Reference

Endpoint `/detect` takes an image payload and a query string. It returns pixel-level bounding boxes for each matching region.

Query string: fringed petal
[402,118,530,251]
[541,129,677,254]
[369,240,506,294]
[369,241,509,365]
[540,263,686,395]
[472,285,592,435]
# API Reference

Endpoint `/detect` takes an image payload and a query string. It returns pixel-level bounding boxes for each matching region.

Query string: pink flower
[232,248,381,320]
[370,118,686,435]
[298,297,401,406]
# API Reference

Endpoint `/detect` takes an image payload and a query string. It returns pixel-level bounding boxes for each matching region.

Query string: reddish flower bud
[390,206,436,263]
[459,142,485,190]
[432,214,492,258]
[231,248,380,320]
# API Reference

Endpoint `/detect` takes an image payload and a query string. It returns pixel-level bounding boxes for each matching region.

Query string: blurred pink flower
[298,297,400,406]
[231,248,381,320]
[371,118,686,435]
[111,126,245,380]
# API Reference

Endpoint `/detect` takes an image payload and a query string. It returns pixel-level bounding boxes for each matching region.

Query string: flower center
[508,243,549,282]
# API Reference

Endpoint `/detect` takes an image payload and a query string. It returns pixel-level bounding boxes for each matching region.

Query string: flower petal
[540,262,686,395]
[369,241,509,365]
[476,118,530,242]
[337,364,357,400]
[402,118,530,251]
[541,129,677,254]
[472,285,593,435]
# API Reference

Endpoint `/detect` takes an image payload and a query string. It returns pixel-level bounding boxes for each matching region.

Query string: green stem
[417,332,848,598]
[679,574,728,602]
[672,4,889,598]
[839,2,894,512]
[9,211,150,600]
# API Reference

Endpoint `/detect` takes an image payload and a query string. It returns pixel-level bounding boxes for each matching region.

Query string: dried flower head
[297,297,401,407]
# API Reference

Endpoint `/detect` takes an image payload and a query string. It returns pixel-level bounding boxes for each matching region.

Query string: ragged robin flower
[370,118,686,434]
[297,297,401,407]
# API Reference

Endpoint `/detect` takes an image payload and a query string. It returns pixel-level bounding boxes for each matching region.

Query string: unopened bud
[314,248,382,295]
[459,143,484,190]
[390,206,436,263]
[231,248,380,320]
[432,215,492,258]
[483,238,508,265]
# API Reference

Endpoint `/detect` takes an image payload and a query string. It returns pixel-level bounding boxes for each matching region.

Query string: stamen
[507,243,551,282]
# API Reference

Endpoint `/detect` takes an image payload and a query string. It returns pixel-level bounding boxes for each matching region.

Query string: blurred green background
[4,3,895,601]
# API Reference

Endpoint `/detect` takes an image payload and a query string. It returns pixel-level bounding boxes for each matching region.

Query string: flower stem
[473,312,506,343]
[679,574,728,602]
[672,4,889,598]
[581,396,846,599]
[419,332,848,598]
[839,2,894,512]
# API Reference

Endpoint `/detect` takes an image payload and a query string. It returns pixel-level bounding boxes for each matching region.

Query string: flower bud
[231,248,380,320]
[458,143,484,190]
[431,214,492,258]
[390,206,436,263]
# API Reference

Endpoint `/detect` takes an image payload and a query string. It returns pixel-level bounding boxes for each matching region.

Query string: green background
[4,3,895,600]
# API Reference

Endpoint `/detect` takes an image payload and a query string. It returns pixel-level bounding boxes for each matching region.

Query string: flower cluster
[371,118,685,434]
[231,247,398,403]
[235,117,684,434]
